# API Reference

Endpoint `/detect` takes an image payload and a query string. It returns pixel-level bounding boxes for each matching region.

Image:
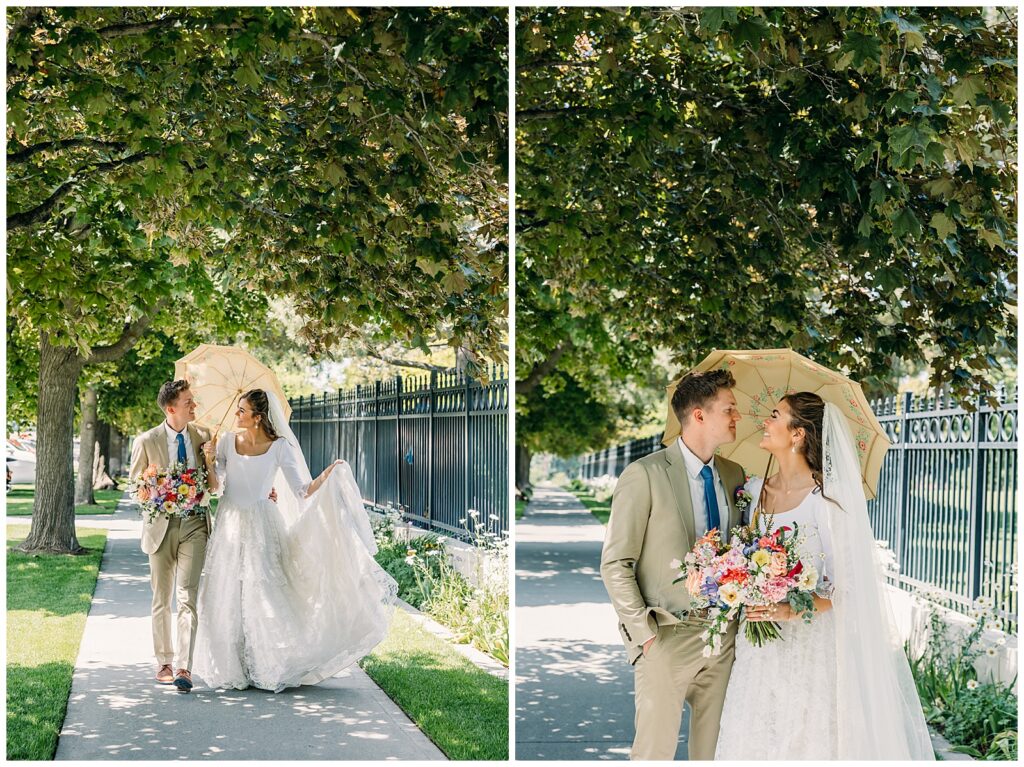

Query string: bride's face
[759,399,798,453]
[235,398,258,431]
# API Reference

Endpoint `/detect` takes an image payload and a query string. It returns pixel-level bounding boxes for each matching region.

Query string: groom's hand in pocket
[642,636,656,657]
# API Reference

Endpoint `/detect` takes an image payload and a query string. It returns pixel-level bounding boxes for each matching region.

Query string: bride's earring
[791,444,798,454]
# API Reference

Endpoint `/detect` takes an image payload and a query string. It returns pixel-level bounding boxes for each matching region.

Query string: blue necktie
[176,433,187,465]
[700,465,721,533]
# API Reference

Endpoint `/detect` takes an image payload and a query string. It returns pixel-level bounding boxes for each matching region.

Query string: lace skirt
[715,611,839,760]
[194,498,397,692]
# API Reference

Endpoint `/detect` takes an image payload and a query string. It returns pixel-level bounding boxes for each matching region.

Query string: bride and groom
[128,379,396,694]
[600,369,934,760]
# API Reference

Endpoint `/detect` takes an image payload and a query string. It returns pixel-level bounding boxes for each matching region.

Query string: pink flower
[137,487,151,502]
[686,568,703,597]
[769,551,788,577]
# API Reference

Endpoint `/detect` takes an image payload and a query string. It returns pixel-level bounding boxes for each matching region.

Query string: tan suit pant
[631,619,737,760]
[149,515,208,670]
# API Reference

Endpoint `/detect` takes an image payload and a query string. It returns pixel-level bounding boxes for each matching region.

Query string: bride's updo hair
[240,389,281,441]
[781,391,827,496]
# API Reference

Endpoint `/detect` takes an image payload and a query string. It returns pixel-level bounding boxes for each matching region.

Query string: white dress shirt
[164,421,195,469]
[677,437,729,536]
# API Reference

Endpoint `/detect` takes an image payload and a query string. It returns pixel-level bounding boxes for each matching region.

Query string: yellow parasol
[174,344,291,436]
[662,348,890,498]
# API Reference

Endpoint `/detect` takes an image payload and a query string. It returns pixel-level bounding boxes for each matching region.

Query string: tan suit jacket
[601,445,745,663]
[129,422,212,554]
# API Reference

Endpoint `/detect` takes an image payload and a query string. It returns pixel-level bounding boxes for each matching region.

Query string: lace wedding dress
[193,431,397,692]
[715,404,933,760]
[716,482,839,759]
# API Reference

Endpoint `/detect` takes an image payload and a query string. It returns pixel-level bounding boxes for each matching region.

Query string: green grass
[360,609,508,760]
[6,484,123,516]
[515,499,526,520]
[7,524,108,760]
[569,488,612,525]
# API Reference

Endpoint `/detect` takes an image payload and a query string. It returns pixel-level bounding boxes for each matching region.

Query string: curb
[396,599,508,681]
[930,727,975,761]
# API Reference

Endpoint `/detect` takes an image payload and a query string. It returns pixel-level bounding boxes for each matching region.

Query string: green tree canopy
[516,7,1016,471]
[6,6,508,552]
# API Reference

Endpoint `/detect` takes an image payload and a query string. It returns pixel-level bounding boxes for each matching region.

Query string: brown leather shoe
[173,668,193,693]
[156,664,174,684]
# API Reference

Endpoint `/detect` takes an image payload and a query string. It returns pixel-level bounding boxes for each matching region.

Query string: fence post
[969,395,986,600]
[896,392,912,576]
[396,375,403,514]
[373,381,380,505]
[464,370,471,520]
[428,370,436,524]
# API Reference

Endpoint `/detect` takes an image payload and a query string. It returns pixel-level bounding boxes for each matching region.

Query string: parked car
[6,445,36,485]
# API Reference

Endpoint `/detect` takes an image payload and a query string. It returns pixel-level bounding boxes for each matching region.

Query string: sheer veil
[265,391,378,555]
[822,403,934,759]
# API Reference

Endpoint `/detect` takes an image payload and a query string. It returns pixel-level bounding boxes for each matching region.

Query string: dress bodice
[215,437,309,508]
[749,480,835,590]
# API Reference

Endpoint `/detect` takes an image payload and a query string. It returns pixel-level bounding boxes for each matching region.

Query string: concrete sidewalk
[39,496,445,760]
[514,484,689,760]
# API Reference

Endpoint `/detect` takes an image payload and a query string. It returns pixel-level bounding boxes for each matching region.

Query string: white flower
[996,636,1007,646]
[966,680,979,690]
[404,556,415,565]
[701,645,714,658]
[489,514,500,521]
[468,509,480,518]
[669,558,682,571]
[985,647,998,658]
[718,582,741,607]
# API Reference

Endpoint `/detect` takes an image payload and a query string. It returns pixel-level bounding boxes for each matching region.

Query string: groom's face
[166,389,197,422]
[699,388,741,447]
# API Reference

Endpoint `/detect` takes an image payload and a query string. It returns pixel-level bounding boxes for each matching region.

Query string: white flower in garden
[996,636,1007,646]
[489,514,500,521]
[404,556,415,565]
[966,680,979,690]
[985,647,998,658]
[458,518,466,525]
[468,509,480,518]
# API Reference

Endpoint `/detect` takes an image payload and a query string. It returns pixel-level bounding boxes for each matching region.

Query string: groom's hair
[157,380,191,411]
[671,370,736,425]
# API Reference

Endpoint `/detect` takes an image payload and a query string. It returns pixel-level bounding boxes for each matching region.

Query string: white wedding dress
[714,404,933,760]
[193,430,397,693]
[716,482,840,759]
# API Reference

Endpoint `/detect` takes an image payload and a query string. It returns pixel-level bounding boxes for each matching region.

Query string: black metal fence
[289,367,508,536]
[579,387,1018,631]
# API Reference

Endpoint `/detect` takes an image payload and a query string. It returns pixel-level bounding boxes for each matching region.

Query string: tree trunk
[93,420,115,489]
[20,335,85,553]
[515,444,532,496]
[74,385,98,506]
[108,428,124,477]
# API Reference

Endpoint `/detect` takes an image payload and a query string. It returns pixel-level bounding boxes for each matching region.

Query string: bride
[715,392,933,760]
[193,388,397,693]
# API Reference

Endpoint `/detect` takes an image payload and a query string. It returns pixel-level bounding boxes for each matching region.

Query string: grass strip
[515,499,527,520]
[360,609,508,760]
[6,524,108,760]
[569,488,611,524]
[6,485,123,516]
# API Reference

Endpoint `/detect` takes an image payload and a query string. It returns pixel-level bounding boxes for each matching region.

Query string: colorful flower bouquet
[672,523,820,656]
[128,462,208,523]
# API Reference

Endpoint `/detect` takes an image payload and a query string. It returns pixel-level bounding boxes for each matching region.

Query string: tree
[7,7,508,553]
[516,7,1017,469]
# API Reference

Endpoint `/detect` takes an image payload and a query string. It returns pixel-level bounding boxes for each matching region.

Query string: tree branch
[365,351,451,373]
[516,341,571,395]
[7,137,129,164]
[517,60,602,73]
[7,7,45,40]
[87,298,170,364]
[7,151,150,231]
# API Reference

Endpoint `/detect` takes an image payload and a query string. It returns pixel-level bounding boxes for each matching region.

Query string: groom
[128,380,211,693]
[601,369,745,760]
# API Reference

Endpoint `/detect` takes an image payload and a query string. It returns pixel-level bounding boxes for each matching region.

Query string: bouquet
[673,523,820,656]
[128,462,208,523]
[730,523,820,646]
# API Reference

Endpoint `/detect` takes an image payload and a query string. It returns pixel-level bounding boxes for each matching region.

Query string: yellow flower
[178,484,190,495]
[751,550,771,568]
